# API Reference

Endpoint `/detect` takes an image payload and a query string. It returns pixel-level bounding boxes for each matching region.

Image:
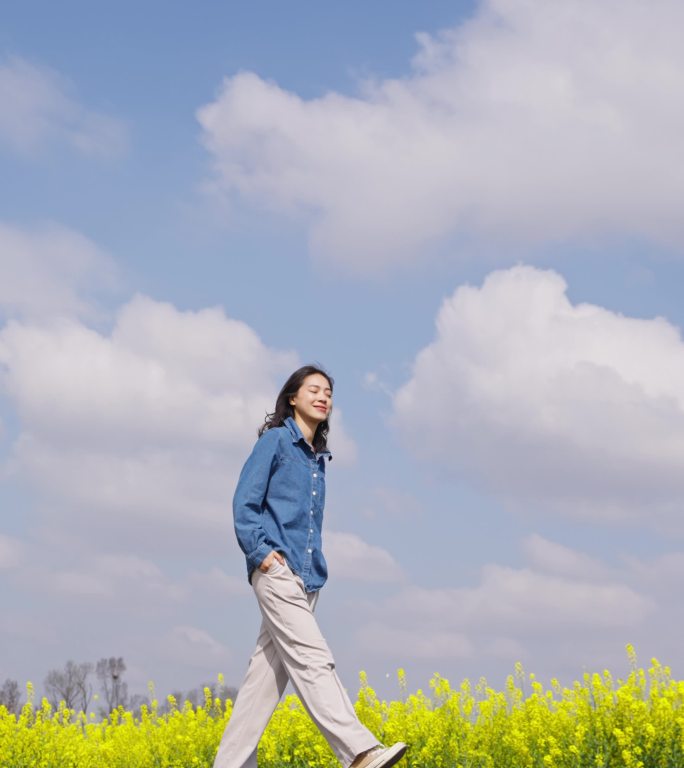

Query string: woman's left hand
[259,550,285,572]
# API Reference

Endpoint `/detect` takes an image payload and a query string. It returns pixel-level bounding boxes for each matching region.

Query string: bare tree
[182,680,238,713]
[158,687,184,715]
[95,657,128,716]
[0,679,22,715]
[129,692,150,719]
[219,682,238,703]
[44,661,93,713]
[75,662,94,713]
[183,685,201,709]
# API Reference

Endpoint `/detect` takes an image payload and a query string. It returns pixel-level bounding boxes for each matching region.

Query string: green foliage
[2,648,683,768]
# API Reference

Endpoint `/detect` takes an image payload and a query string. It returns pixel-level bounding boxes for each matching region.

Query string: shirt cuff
[248,542,272,570]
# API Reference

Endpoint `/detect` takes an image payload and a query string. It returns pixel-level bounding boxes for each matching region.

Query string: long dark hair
[259,364,334,455]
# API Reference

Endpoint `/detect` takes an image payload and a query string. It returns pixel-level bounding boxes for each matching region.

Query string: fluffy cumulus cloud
[198,0,684,271]
[353,534,658,683]
[0,293,358,552]
[33,553,188,604]
[0,220,118,319]
[392,265,684,525]
[391,565,649,634]
[0,55,127,156]
[324,531,406,583]
[161,625,232,671]
[186,565,250,598]
[0,295,300,551]
[358,624,473,661]
[522,533,614,582]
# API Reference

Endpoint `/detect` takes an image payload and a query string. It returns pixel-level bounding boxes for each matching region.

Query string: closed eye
[309,386,332,396]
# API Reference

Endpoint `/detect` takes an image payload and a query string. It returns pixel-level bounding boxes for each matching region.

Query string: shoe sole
[364,744,408,768]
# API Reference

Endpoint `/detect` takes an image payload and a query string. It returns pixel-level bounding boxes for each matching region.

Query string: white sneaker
[351,743,408,768]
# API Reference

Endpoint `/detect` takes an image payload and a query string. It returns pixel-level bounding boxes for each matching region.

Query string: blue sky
[2,0,684,710]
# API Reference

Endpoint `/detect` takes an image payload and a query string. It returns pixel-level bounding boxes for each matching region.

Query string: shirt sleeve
[232,428,280,570]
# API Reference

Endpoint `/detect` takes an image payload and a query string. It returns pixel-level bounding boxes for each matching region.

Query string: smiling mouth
[315,406,327,412]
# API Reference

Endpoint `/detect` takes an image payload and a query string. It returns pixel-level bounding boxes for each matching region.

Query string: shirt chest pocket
[271,455,314,509]
[273,455,325,518]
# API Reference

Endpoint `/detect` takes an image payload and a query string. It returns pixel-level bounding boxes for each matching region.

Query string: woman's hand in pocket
[260,550,285,573]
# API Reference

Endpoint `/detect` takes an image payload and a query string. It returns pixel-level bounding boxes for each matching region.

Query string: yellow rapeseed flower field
[2,646,683,767]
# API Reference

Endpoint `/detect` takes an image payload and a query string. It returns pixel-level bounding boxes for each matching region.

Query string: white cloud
[0,220,118,320]
[1,294,287,447]
[198,0,684,271]
[623,551,684,598]
[362,371,394,399]
[0,294,358,554]
[381,566,649,635]
[0,56,127,157]
[162,625,232,671]
[348,537,684,689]
[352,535,654,678]
[0,533,23,569]
[392,265,684,525]
[44,553,187,604]
[0,294,295,546]
[324,531,406,583]
[522,533,614,582]
[357,623,472,660]
[186,566,251,598]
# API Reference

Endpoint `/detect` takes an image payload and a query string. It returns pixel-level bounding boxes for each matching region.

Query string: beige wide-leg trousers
[212,558,380,768]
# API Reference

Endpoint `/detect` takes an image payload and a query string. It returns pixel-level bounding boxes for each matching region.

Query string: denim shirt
[233,416,332,592]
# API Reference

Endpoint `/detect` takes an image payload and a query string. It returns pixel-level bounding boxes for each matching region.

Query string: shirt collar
[285,416,332,461]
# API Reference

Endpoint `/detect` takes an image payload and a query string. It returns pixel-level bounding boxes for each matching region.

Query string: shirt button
[308,548,312,553]
[310,528,313,533]
[313,473,317,478]
[310,510,314,515]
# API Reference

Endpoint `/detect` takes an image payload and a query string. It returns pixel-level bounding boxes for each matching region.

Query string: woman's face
[289,373,333,423]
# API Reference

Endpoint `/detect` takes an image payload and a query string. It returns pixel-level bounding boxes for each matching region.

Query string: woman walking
[213,365,407,768]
